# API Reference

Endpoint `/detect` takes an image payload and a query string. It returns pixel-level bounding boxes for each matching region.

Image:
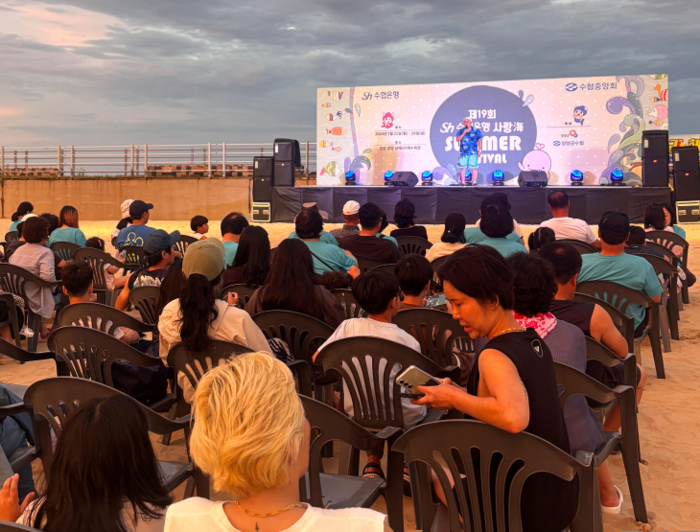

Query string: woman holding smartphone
[411,245,577,532]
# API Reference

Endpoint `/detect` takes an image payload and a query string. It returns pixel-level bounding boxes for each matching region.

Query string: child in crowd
[190,215,209,240]
[85,237,128,290]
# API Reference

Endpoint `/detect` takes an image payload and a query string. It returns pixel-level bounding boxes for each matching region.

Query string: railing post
[144,144,148,177]
[130,144,134,177]
[1,147,4,177]
[136,146,140,176]
[124,149,127,175]
[305,141,309,177]
[13,150,17,169]
[70,146,75,178]
[24,150,28,169]
[208,142,212,178]
[57,146,61,177]
[222,142,226,178]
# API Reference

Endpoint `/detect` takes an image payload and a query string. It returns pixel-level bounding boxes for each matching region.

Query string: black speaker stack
[641,130,669,187]
[388,171,418,187]
[273,138,300,187]
[518,170,548,188]
[672,145,700,222]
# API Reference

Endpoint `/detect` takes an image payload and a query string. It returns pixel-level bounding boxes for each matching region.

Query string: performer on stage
[456,117,483,185]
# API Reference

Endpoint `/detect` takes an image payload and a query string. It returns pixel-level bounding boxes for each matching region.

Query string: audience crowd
[0,191,690,531]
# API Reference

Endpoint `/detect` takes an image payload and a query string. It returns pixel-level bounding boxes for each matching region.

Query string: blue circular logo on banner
[429,85,538,183]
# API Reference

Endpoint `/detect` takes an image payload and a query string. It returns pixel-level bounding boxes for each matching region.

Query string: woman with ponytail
[158,239,270,403]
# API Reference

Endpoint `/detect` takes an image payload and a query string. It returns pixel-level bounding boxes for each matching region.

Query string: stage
[270,186,671,224]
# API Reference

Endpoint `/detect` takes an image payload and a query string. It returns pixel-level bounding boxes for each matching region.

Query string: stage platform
[270,185,671,224]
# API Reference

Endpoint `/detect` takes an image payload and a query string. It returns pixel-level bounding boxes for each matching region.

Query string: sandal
[362,462,385,480]
[601,486,623,514]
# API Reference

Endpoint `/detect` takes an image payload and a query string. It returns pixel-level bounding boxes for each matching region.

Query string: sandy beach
[3,217,699,531]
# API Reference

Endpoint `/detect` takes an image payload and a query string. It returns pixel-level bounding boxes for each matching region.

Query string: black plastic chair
[55,302,154,335]
[23,377,197,495]
[554,361,647,525]
[645,230,690,304]
[393,308,474,369]
[74,247,128,306]
[585,336,637,390]
[300,395,392,510]
[640,253,679,344]
[167,339,253,391]
[395,236,432,257]
[47,326,174,413]
[174,235,197,257]
[122,245,147,270]
[316,336,456,532]
[0,293,21,347]
[252,310,333,397]
[393,419,599,532]
[357,258,390,274]
[0,264,61,352]
[369,263,396,276]
[0,522,41,531]
[331,288,364,319]
[220,283,257,308]
[429,255,451,292]
[0,336,55,365]
[4,232,19,243]
[559,238,598,255]
[573,292,635,352]
[129,286,161,326]
[0,399,38,480]
[49,241,81,262]
[577,281,664,379]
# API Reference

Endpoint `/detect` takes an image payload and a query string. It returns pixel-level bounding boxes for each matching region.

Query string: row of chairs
[0,320,646,532]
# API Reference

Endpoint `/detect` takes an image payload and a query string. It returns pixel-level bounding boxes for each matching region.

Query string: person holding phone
[411,245,577,532]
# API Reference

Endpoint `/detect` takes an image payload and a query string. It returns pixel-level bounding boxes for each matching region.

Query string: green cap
[183,238,225,281]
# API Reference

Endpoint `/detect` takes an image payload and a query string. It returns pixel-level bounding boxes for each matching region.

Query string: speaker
[642,158,669,187]
[676,201,700,223]
[642,130,669,160]
[673,146,700,201]
[390,171,418,187]
[252,202,270,223]
[518,170,548,188]
[274,161,295,187]
[253,156,273,202]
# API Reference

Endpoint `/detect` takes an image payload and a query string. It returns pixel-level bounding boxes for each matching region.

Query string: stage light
[421,171,433,186]
[570,169,584,186]
[384,170,394,186]
[610,169,625,186]
[344,171,356,186]
[492,170,504,186]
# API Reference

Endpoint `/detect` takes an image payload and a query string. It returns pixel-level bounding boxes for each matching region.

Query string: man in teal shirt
[464,193,523,244]
[577,210,663,333]
[478,203,527,258]
[220,212,249,267]
[295,209,359,277]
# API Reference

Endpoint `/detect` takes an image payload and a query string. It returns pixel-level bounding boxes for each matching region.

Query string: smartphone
[396,365,442,397]
[424,293,447,308]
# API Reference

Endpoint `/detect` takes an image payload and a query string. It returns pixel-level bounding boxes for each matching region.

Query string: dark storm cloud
[0,0,698,146]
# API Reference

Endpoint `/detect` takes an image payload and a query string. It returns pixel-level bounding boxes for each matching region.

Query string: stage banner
[317,75,668,187]
[670,134,700,152]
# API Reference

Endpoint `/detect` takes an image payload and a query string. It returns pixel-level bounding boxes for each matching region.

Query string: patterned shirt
[459,128,483,156]
[330,224,360,240]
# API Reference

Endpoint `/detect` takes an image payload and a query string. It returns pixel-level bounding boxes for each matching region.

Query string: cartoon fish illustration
[319,161,338,177]
[650,84,668,103]
[327,91,343,101]
[318,140,332,148]
[651,74,668,80]
[326,127,346,136]
[354,104,361,117]
[336,111,342,119]
[325,113,335,122]
[649,120,665,126]
[321,102,332,108]
[332,147,342,152]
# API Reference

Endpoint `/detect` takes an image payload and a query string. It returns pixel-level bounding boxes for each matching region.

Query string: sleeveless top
[549,299,595,337]
[467,329,578,532]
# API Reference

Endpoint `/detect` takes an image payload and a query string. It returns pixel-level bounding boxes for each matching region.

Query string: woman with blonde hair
[164,352,390,532]
[47,205,87,247]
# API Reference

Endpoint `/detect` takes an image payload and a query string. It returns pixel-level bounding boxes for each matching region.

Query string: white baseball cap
[342,200,360,215]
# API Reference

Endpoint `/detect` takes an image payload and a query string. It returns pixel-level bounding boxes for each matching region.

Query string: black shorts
[586,360,641,408]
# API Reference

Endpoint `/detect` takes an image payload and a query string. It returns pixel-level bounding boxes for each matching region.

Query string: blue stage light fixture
[421,170,433,186]
[492,170,504,186]
[344,171,356,186]
[570,169,584,186]
[384,170,394,186]
[610,168,624,186]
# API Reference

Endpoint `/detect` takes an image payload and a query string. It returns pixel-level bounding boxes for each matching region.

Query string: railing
[0,142,317,178]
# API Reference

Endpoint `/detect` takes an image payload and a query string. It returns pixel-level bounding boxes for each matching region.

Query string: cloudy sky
[0,0,698,148]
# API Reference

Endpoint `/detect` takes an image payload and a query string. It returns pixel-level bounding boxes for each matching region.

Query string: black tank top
[549,299,595,337]
[466,329,577,532]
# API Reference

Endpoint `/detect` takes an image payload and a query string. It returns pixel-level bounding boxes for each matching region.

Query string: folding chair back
[331,288,363,319]
[129,286,161,326]
[395,236,432,257]
[166,340,252,391]
[50,241,81,262]
[559,239,598,255]
[174,235,197,257]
